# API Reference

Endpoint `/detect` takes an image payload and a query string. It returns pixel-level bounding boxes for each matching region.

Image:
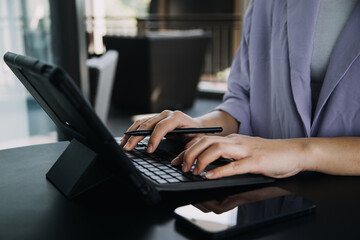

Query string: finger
[193,141,249,175]
[205,158,256,179]
[135,110,172,132]
[123,131,149,151]
[147,111,194,153]
[124,111,173,151]
[146,119,180,153]
[123,135,148,151]
[171,152,184,166]
[184,136,202,149]
[120,135,130,147]
[183,136,241,173]
[120,118,149,146]
[192,142,238,175]
[181,136,225,172]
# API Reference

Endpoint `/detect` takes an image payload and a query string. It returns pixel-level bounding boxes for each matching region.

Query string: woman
[121,0,360,179]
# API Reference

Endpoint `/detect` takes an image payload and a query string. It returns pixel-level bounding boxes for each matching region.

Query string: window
[0,0,56,149]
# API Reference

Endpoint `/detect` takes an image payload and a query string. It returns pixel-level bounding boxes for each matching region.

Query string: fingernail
[205,171,214,178]
[182,163,188,172]
[147,144,153,153]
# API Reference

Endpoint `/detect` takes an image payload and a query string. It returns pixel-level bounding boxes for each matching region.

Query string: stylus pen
[124,127,223,136]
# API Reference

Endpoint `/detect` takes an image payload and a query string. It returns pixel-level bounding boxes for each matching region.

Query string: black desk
[0,142,359,239]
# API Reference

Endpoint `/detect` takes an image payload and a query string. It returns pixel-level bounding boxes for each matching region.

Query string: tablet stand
[46,139,112,199]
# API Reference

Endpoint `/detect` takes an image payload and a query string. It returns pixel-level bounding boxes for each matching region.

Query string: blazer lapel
[313,1,360,125]
[287,0,321,136]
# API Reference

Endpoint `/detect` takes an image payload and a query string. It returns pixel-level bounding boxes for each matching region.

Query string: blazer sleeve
[214,0,254,136]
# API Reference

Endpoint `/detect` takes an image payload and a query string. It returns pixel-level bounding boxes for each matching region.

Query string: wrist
[297,138,318,172]
[195,111,239,136]
[194,117,213,129]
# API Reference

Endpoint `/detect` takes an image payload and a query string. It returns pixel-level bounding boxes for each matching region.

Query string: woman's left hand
[171,134,307,179]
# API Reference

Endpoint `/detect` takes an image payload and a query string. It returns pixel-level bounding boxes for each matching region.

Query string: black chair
[104,30,210,113]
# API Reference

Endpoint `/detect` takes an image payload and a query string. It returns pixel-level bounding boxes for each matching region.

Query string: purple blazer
[216,0,360,138]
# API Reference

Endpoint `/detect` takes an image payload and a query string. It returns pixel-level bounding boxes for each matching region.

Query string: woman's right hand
[120,110,204,153]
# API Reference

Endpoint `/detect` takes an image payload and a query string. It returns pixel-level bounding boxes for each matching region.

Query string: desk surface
[0,142,359,239]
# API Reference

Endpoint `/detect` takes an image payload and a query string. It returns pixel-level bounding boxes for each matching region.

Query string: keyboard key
[147,167,158,171]
[170,172,183,178]
[166,178,180,183]
[150,175,162,180]
[161,174,176,179]
[175,176,192,182]
[130,144,206,185]
[158,166,170,170]
[156,179,168,184]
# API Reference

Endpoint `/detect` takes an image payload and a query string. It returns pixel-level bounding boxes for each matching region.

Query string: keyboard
[123,139,207,184]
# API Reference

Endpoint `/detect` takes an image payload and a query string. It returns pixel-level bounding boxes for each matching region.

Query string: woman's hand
[120,110,204,153]
[171,134,308,179]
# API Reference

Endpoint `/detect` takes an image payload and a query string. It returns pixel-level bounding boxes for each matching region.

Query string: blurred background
[0,0,249,149]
